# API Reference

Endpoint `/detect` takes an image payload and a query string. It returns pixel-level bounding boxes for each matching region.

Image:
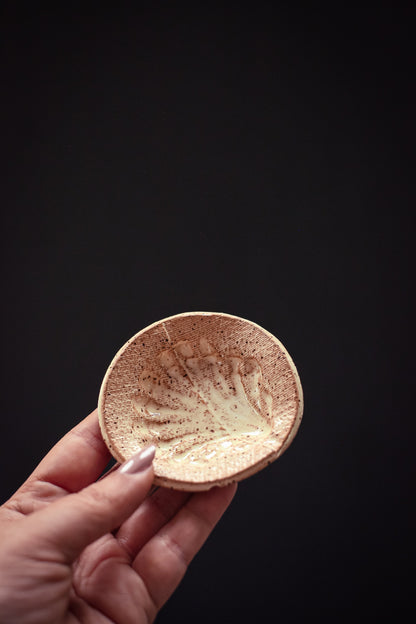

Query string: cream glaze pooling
[131,337,273,462]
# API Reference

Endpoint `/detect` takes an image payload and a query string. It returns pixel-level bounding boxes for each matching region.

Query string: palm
[0,411,236,624]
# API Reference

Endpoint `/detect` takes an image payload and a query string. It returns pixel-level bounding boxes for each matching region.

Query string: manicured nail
[120,445,156,474]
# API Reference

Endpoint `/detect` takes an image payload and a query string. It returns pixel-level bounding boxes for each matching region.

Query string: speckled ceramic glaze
[98,312,303,490]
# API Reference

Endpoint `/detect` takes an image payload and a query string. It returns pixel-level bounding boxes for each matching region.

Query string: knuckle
[83,483,112,507]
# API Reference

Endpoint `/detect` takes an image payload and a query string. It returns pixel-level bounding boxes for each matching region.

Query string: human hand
[0,409,237,623]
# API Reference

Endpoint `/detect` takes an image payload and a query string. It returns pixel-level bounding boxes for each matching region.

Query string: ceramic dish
[98,311,303,490]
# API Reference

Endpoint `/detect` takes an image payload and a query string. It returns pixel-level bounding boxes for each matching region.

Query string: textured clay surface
[98,312,303,490]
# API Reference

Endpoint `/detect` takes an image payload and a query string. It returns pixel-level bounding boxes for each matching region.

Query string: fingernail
[120,445,156,474]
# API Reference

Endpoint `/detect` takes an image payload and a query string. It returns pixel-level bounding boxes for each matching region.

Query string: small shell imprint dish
[131,337,273,463]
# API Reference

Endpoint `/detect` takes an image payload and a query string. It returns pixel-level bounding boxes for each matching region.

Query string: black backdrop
[1,5,414,622]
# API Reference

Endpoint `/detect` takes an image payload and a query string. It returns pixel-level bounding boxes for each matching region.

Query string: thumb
[24,445,156,563]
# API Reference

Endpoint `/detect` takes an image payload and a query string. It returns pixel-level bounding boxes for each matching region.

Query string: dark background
[1,4,414,622]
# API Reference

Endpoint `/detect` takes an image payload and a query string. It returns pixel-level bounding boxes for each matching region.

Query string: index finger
[133,482,238,612]
[22,409,111,493]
